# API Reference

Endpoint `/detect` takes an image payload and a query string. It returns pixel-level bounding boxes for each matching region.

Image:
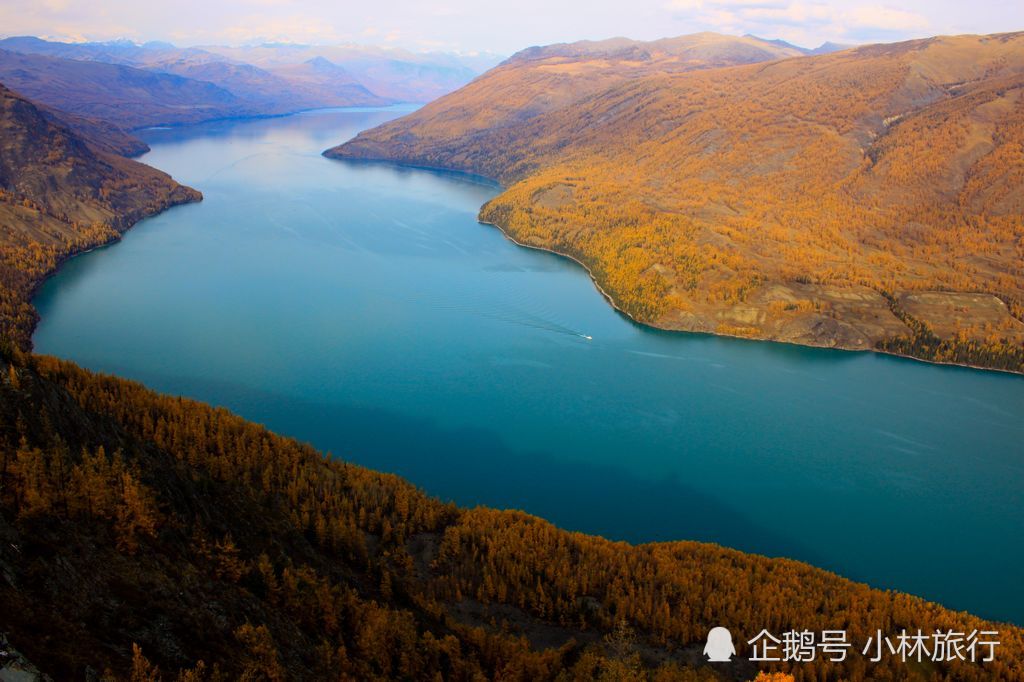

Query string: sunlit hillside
[329,33,807,163]
[329,32,1024,371]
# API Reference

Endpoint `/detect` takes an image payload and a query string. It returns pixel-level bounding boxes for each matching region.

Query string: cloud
[216,14,356,45]
[662,0,929,45]
[845,5,928,31]
[743,3,834,25]
[665,0,784,8]
[427,5,463,17]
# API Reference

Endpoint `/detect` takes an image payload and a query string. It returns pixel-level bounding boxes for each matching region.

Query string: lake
[33,107,1024,624]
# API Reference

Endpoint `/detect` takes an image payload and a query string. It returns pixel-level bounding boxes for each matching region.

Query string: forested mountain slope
[32,105,149,157]
[328,32,1024,372]
[0,350,1021,680]
[0,83,200,348]
[329,33,805,163]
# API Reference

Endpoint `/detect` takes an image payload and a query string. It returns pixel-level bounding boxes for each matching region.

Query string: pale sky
[2,0,1022,55]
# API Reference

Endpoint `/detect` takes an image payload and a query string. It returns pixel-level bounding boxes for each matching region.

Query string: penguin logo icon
[704,626,736,662]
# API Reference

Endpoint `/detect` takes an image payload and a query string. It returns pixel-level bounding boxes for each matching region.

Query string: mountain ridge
[501,32,807,66]
[0,48,250,128]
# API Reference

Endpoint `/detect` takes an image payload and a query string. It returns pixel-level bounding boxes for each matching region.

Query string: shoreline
[24,192,202,351]
[126,103,409,138]
[53,129,1018,377]
[320,153,500,189]
[477,218,1024,377]
[325,148,1022,377]
[477,219,635,320]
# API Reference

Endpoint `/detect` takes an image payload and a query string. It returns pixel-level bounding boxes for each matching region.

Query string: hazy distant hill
[0,35,209,65]
[204,43,500,102]
[0,82,200,345]
[741,34,854,55]
[0,38,391,124]
[807,40,855,54]
[267,56,390,107]
[151,57,391,110]
[0,36,497,107]
[328,31,1024,372]
[0,49,250,128]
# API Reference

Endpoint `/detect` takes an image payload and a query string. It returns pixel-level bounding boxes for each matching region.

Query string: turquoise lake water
[33,107,1024,623]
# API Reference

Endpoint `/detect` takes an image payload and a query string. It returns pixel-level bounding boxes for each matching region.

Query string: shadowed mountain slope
[0,83,200,347]
[0,36,498,116]
[0,49,249,128]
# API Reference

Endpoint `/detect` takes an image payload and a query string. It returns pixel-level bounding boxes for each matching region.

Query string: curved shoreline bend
[325,146,1023,376]
[476,219,1022,377]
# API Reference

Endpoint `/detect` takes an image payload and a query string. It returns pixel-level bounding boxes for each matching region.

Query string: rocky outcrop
[0,633,49,682]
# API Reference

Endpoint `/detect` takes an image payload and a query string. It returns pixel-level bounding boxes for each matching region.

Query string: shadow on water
[117,365,825,567]
[31,200,208,313]
[326,157,502,190]
[136,105,421,148]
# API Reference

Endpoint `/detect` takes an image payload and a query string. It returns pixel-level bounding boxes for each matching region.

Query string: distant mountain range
[0,36,501,130]
[200,42,497,102]
[329,30,1024,372]
[0,48,251,130]
[742,34,853,55]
